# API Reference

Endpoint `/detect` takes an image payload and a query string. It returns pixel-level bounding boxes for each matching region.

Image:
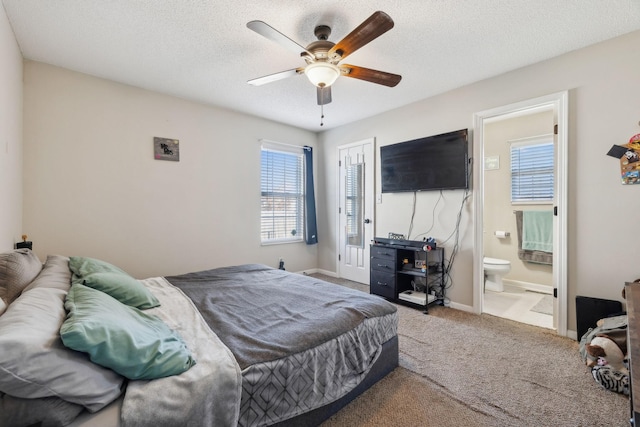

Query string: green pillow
[60,283,196,380]
[69,256,159,309]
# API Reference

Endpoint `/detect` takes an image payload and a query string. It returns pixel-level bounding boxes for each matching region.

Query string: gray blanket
[121,277,242,427]
[166,264,397,369]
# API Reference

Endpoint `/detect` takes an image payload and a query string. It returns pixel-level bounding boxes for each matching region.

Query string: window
[510,138,554,203]
[345,162,364,247]
[260,142,304,244]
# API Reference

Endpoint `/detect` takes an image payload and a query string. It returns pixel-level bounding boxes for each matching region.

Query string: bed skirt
[273,335,399,426]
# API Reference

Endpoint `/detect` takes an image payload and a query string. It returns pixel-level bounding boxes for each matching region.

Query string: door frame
[472,91,568,336]
[336,138,375,283]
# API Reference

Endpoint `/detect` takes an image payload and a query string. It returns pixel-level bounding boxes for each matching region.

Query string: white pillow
[23,255,72,292]
[0,256,124,412]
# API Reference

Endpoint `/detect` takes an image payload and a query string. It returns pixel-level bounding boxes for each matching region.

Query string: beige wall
[483,111,553,288]
[12,18,640,333]
[318,30,640,332]
[22,62,318,278]
[0,5,23,251]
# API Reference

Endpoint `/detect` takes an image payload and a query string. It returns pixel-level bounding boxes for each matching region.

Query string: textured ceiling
[3,0,640,131]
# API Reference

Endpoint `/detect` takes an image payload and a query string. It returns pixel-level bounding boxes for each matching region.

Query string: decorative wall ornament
[607,133,640,185]
[153,137,179,161]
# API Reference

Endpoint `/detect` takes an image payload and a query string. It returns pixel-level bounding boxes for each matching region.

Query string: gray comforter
[166,264,397,369]
[120,277,243,427]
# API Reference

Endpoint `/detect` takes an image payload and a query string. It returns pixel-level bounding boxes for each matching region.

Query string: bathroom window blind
[260,141,305,244]
[510,140,554,203]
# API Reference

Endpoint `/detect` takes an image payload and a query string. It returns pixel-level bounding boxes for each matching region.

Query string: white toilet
[483,257,511,292]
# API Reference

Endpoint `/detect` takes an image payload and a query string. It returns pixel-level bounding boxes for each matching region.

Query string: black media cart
[369,238,445,313]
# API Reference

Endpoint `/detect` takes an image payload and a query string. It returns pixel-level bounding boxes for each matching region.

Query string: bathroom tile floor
[483,284,554,330]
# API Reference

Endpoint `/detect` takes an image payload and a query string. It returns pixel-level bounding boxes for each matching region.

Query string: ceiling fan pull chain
[320,104,325,126]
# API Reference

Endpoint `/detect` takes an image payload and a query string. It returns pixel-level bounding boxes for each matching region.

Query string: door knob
[364,218,371,224]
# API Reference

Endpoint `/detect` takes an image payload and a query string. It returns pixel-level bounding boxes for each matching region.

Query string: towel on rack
[514,211,552,264]
[522,210,553,253]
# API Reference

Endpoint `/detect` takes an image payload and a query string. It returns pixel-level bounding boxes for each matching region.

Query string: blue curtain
[303,146,318,244]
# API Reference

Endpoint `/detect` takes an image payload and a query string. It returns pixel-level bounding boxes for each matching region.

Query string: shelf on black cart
[399,268,429,276]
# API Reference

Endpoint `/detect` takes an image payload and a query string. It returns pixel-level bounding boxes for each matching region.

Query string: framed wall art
[154,137,179,161]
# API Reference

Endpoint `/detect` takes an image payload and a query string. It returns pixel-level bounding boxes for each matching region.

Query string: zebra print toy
[591,362,629,395]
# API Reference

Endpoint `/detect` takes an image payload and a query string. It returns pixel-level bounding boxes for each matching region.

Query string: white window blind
[510,139,554,203]
[260,142,305,244]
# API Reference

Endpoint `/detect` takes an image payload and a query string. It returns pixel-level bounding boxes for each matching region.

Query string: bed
[0,249,398,426]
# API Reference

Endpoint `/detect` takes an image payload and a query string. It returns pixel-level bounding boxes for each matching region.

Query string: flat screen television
[380,129,469,193]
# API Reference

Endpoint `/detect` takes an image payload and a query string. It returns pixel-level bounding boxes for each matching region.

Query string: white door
[338,139,374,284]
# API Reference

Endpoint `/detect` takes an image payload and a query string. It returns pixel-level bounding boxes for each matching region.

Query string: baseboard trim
[317,269,338,277]
[297,268,337,277]
[503,279,553,295]
[448,301,474,312]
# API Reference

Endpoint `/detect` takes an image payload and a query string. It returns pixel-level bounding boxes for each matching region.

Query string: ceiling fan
[246,11,402,108]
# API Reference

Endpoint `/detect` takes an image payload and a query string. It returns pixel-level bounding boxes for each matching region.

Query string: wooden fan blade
[247,68,304,86]
[247,20,313,58]
[340,64,401,87]
[317,86,332,105]
[328,11,394,61]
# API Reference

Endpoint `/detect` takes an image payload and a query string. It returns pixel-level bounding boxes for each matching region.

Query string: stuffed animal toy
[585,334,627,373]
[586,334,629,395]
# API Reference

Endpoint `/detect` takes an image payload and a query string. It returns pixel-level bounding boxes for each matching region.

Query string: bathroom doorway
[472,92,568,336]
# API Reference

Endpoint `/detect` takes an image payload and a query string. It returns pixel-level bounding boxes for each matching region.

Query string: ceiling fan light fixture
[305,62,340,88]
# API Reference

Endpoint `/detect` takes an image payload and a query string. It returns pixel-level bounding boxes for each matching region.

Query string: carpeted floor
[312,273,629,427]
